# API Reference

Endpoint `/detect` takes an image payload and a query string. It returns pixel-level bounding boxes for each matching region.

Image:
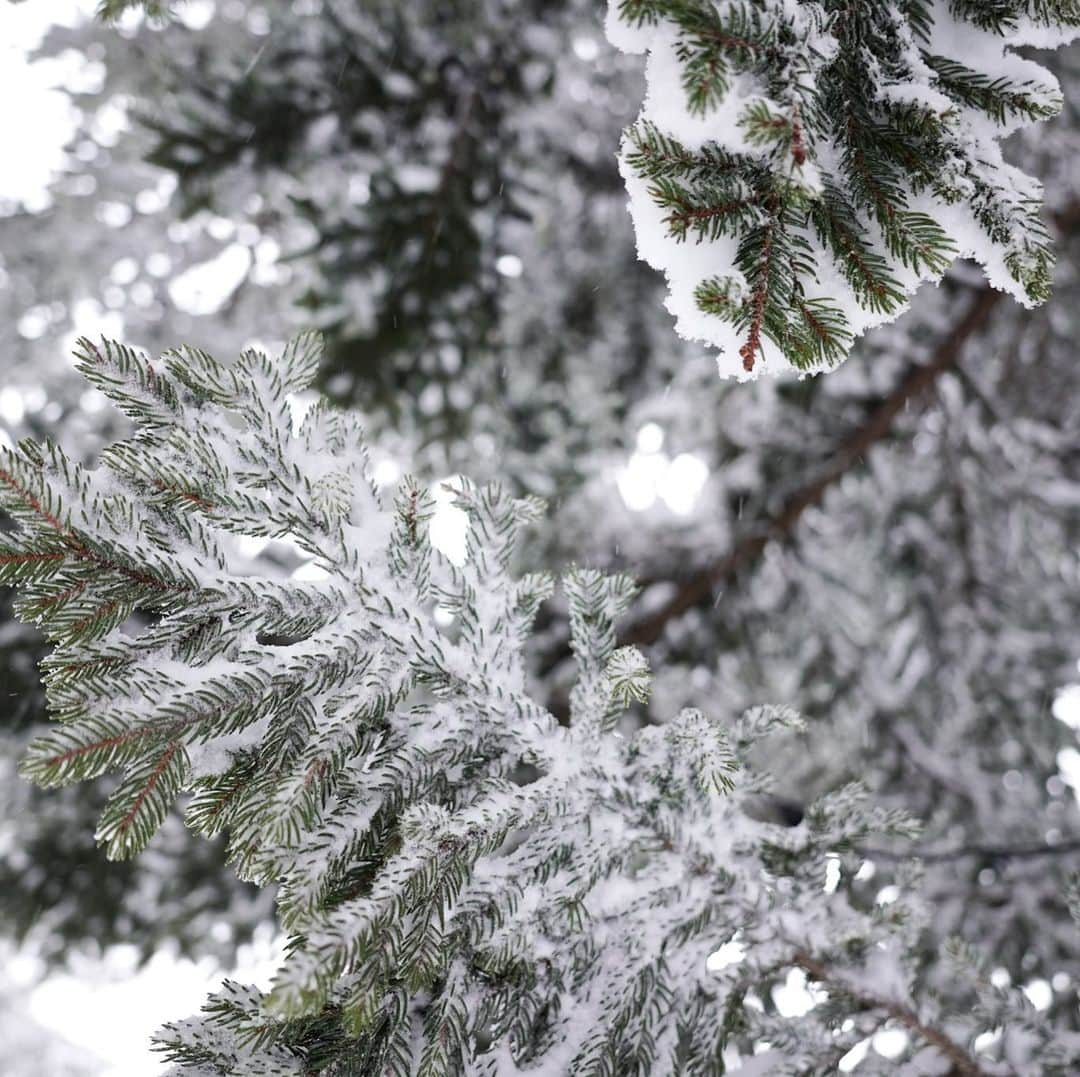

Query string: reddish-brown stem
[701,28,774,57]
[153,479,216,512]
[116,740,181,836]
[68,600,122,635]
[24,579,88,613]
[0,466,76,542]
[790,105,806,167]
[1,464,180,592]
[622,287,1001,646]
[46,724,164,769]
[665,197,755,234]
[0,551,66,565]
[794,952,990,1076]
[739,213,777,372]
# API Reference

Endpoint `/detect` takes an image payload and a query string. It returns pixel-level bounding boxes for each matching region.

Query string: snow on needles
[606,0,1079,379]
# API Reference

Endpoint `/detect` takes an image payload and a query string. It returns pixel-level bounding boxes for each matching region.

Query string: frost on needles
[1,335,1074,1073]
[607,0,1080,378]
[2,334,1071,1067]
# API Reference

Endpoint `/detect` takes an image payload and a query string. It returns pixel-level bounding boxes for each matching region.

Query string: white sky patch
[617,450,668,511]
[495,254,523,278]
[661,453,708,515]
[169,243,252,315]
[1023,979,1053,1011]
[0,387,27,426]
[572,36,600,62]
[617,424,709,516]
[64,298,125,358]
[0,1,97,208]
[17,304,54,340]
[27,928,285,1077]
[396,163,439,193]
[1052,683,1080,730]
[636,421,664,454]
[372,457,402,489]
[430,479,469,565]
[348,174,371,205]
[706,934,745,972]
[178,0,216,31]
[1057,747,1080,804]
[872,1026,909,1059]
[771,967,824,1018]
[90,92,130,148]
[97,200,133,229]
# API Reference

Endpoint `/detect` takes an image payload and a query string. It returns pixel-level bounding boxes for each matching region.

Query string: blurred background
[2,1,1080,1072]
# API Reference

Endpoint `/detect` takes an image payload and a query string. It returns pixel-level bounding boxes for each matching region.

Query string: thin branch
[0,464,182,593]
[620,285,1002,647]
[860,836,1080,865]
[793,951,992,1077]
[739,204,778,372]
[117,740,181,837]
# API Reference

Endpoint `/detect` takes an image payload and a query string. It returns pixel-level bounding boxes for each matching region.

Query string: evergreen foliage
[2,1,1080,1071]
[0,0,681,971]
[609,0,1080,375]
[119,0,613,432]
[6,336,1066,1074]
[96,0,176,19]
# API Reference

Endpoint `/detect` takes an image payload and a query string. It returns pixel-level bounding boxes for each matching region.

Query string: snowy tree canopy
[608,0,1080,376]
[1,1,1080,1072]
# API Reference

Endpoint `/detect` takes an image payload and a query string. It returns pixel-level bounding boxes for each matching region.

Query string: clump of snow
[605,0,1073,378]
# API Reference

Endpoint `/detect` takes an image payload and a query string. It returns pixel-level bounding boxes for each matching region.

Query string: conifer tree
[3,1,1080,1071]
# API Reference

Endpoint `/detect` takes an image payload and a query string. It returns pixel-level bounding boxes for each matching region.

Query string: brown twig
[793,951,992,1077]
[1,464,184,594]
[621,286,1001,647]
[859,836,1080,865]
[739,205,778,372]
[116,740,181,837]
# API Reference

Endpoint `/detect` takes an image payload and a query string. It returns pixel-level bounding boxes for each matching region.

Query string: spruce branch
[4,334,988,1073]
[737,203,778,372]
[608,0,1079,375]
[793,952,992,1077]
[924,54,1062,124]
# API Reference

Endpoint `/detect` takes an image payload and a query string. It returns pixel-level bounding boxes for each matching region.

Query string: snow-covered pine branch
[96,0,177,19]
[607,0,1080,378]
[5,335,1067,1072]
